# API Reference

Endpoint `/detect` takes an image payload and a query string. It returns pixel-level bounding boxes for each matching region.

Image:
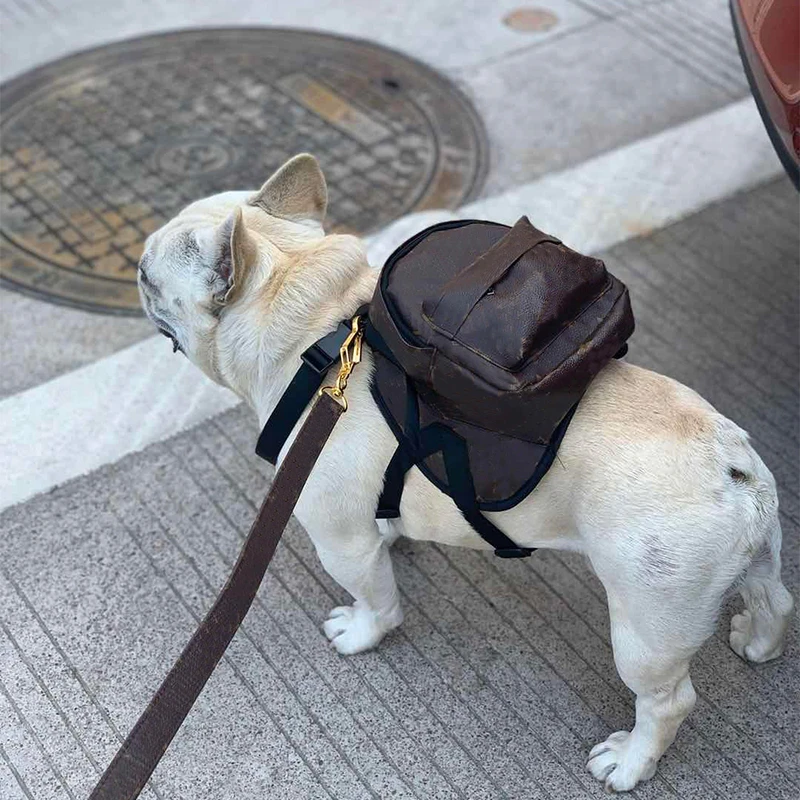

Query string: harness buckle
[320,316,365,411]
[302,321,351,373]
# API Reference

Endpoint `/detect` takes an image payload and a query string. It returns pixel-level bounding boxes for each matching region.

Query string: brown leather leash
[90,318,364,800]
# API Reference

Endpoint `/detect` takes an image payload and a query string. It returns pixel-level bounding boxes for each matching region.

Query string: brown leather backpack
[365,216,634,556]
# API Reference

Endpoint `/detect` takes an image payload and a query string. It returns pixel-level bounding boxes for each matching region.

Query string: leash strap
[90,391,346,800]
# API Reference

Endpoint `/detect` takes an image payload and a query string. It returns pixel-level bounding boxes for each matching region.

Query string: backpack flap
[369,216,634,444]
[422,217,559,338]
[421,216,615,379]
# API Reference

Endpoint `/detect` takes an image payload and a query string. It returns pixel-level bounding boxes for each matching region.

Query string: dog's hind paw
[587,731,657,793]
[729,609,786,663]
[323,600,403,655]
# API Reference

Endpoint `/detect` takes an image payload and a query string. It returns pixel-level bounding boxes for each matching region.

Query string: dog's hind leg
[582,520,738,793]
[586,588,700,793]
[305,517,404,655]
[730,513,794,663]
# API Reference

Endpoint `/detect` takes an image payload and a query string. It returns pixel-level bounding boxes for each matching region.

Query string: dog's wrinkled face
[138,193,244,357]
[137,154,328,375]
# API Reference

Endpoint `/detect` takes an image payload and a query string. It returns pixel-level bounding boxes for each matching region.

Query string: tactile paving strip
[0,29,487,314]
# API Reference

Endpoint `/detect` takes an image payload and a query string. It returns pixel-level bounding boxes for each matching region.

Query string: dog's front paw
[587,731,657,793]
[323,600,403,655]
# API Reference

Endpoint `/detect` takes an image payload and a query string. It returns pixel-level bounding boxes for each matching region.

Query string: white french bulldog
[138,154,793,792]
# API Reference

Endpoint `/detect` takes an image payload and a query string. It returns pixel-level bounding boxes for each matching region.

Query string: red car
[731,0,800,189]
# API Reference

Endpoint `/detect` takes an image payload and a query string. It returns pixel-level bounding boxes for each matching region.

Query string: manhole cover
[0,29,487,314]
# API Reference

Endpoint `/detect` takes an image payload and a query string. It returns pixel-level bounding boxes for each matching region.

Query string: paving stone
[0,0,595,81]
[0,289,151,398]
[465,16,739,194]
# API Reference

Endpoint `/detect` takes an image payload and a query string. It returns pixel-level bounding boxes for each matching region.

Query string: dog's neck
[213,233,376,426]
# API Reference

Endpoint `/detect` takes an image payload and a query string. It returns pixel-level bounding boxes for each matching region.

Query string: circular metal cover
[0,29,487,314]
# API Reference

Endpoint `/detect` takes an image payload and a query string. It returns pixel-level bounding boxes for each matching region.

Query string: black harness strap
[374,364,533,557]
[376,374,419,518]
[416,424,533,557]
[375,445,412,519]
[258,314,533,558]
[256,320,354,464]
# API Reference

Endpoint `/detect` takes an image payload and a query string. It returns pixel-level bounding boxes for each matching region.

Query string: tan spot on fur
[577,361,715,442]
[672,410,713,440]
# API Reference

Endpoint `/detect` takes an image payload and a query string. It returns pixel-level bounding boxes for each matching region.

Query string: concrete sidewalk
[1,177,797,799]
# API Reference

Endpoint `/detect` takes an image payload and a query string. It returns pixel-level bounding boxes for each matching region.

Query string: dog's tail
[717,419,778,555]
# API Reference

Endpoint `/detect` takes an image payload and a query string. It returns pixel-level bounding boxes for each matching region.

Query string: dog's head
[137,153,329,378]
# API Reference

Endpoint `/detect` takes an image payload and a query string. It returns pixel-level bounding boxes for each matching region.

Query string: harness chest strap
[90,322,363,800]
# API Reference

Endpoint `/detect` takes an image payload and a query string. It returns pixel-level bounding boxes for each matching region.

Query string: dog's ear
[248,153,327,226]
[211,206,252,306]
